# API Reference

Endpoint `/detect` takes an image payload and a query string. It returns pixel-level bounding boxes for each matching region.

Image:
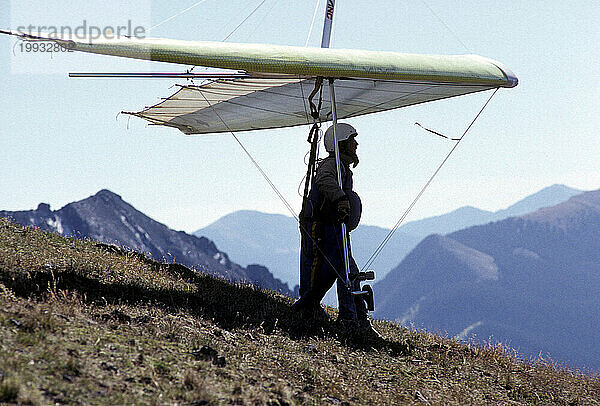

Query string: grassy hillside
[0,217,598,405]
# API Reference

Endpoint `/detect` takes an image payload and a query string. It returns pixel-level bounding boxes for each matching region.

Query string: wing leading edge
[1,30,517,86]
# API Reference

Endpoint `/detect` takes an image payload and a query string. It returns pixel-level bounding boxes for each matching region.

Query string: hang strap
[300,77,324,220]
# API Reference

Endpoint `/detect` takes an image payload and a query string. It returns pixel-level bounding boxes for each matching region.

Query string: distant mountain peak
[496,184,582,219]
[37,203,51,213]
[547,183,577,191]
[411,234,499,281]
[93,189,123,201]
[521,189,600,225]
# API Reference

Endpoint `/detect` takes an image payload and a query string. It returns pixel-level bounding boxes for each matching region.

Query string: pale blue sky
[1,1,598,232]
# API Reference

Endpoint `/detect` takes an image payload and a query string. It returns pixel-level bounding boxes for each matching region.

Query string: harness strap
[308,77,324,120]
[300,78,324,222]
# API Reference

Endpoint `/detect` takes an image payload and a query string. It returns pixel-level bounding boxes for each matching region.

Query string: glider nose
[469,55,518,88]
[503,68,519,88]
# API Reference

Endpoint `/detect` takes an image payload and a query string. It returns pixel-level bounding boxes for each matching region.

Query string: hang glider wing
[1,30,518,134]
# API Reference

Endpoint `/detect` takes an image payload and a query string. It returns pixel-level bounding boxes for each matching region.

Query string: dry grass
[0,216,599,405]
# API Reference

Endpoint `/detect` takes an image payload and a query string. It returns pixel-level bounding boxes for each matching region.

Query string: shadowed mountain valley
[374,189,600,371]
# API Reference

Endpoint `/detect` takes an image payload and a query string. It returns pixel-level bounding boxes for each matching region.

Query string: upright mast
[319,0,352,289]
[317,1,375,310]
[328,79,352,289]
[320,0,336,48]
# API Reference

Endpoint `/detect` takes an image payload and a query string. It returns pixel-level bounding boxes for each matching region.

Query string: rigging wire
[149,0,212,32]
[305,0,321,47]
[420,0,470,53]
[152,0,270,71]
[360,88,499,272]
[222,0,269,42]
[246,0,281,38]
[219,124,298,220]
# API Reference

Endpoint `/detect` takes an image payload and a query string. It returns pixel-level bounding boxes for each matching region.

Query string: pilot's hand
[336,197,350,224]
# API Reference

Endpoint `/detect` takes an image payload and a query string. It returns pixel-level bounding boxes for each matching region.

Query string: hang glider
[1,18,518,310]
[1,30,517,135]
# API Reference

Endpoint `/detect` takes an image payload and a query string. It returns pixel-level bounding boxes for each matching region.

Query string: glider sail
[0,30,518,134]
[126,76,502,135]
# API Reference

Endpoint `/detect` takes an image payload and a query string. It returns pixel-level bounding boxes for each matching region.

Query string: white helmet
[324,123,357,152]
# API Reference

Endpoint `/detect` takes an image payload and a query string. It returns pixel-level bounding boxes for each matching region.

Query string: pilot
[294,123,377,335]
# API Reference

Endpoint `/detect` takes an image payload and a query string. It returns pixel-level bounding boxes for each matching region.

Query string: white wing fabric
[126,76,501,134]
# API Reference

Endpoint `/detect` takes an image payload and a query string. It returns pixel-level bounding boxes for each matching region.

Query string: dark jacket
[315,154,354,202]
[304,153,355,223]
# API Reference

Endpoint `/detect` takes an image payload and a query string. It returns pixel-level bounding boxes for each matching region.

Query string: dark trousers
[297,220,367,320]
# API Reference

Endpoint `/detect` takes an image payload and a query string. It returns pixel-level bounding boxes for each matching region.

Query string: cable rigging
[222,0,269,42]
[149,0,213,32]
[305,0,322,47]
[420,0,471,53]
[359,88,499,273]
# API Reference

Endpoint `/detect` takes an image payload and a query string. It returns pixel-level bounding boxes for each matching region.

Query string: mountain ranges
[3,185,597,370]
[0,189,294,296]
[195,184,581,289]
[374,189,600,371]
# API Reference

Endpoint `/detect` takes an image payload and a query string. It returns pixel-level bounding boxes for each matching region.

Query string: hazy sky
[1,0,598,232]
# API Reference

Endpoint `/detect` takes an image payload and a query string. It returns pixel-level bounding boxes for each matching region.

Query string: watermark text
[15,20,146,41]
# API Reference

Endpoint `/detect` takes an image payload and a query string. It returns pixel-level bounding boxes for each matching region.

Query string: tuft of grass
[153,360,170,376]
[60,357,82,377]
[0,377,20,403]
